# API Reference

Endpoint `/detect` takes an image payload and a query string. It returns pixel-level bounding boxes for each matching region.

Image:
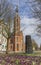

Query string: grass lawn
[10,51,41,56]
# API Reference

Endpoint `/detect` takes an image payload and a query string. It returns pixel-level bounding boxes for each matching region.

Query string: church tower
[14,6,20,34]
[13,6,25,52]
[7,6,25,53]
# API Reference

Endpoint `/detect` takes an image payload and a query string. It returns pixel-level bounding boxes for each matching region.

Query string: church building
[7,6,25,53]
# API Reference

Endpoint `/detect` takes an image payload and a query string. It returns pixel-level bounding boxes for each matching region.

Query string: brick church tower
[14,6,20,34]
[7,6,25,53]
[13,6,24,52]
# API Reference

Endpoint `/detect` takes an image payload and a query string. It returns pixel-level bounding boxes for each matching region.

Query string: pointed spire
[15,5,18,13]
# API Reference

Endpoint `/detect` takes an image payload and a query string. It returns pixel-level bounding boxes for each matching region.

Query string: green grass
[0,51,41,56]
[12,51,41,56]
[40,63,41,65]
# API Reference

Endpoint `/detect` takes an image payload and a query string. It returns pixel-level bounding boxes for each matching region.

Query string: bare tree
[0,0,14,22]
[0,0,14,53]
[31,0,41,37]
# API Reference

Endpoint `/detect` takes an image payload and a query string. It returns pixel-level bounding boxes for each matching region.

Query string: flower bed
[0,54,41,65]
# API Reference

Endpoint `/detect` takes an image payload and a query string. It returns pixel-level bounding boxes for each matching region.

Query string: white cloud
[21,16,39,25]
[21,16,37,35]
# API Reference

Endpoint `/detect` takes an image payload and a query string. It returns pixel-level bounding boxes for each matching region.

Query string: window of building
[5,46,7,49]
[10,45,12,49]
[2,45,4,49]
[17,44,19,51]
[16,36,18,42]
[17,36,18,42]
[10,39,13,44]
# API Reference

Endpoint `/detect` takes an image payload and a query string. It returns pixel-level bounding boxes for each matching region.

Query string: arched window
[17,44,19,51]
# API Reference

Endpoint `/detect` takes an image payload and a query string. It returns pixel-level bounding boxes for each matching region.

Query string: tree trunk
[6,38,9,54]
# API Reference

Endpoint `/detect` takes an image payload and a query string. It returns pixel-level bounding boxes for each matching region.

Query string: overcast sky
[8,0,41,47]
